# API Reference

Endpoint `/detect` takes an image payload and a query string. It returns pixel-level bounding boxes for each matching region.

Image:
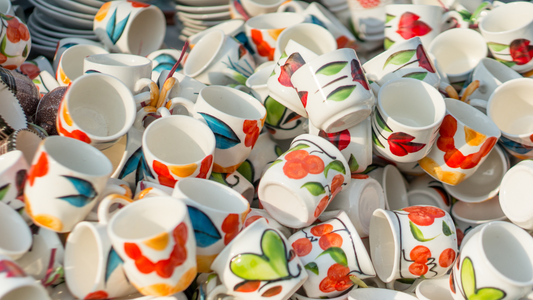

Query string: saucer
[30,0,93,29]
[176,3,229,13]
[175,0,229,6]
[177,10,231,20]
[48,0,99,15]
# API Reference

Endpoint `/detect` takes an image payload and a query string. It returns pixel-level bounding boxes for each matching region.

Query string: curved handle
[461,79,482,102]
[136,187,170,200]
[133,106,171,131]
[439,83,459,100]
[206,285,230,300]
[134,79,160,108]
[386,278,422,294]
[441,10,467,30]
[277,1,304,13]
[468,98,488,110]
[165,96,196,115]
[156,77,179,109]
[97,193,133,224]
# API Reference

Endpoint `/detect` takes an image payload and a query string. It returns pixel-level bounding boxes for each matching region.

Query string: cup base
[320,106,372,133]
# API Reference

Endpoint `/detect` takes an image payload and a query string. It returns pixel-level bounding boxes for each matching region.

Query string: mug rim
[499,160,533,223]
[84,53,152,69]
[450,196,506,224]
[183,30,225,78]
[479,1,533,35]
[0,150,24,175]
[198,85,267,121]
[369,208,400,283]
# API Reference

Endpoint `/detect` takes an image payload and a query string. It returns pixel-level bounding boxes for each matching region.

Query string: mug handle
[276,1,305,13]
[85,182,132,221]
[206,285,231,300]
[136,187,170,200]
[467,98,487,111]
[439,82,460,100]
[441,10,468,31]
[133,106,172,132]
[133,78,161,108]
[155,76,180,109]
[461,80,484,102]
[97,194,133,225]
[365,74,381,97]
[165,97,196,116]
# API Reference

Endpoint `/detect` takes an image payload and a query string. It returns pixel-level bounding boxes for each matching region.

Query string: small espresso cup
[407,175,452,212]
[165,85,266,174]
[291,48,375,133]
[370,206,458,287]
[258,134,351,228]
[106,196,197,297]
[487,78,533,159]
[371,78,446,163]
[208,218,308,300]
[499,160,533,231]
[0,255,50,300]
[56,73,136,151]
[418,98,500,186]
[83,53,159,109]
[93,1,166,56]
[273,23,337,63]
[56,44,109,87]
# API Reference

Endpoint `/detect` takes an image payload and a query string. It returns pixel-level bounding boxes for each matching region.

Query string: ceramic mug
[415,275,454,300]
[370,205,458,287]
[56,73,136,151]
[326,176,386,238]
[289,211,375,298]
[93,1,166,56]
[34,70,60,99]
[165,85,266,174]
[487,78,533,159]
[371,78,446,163]
[139,178,250,273]
[258,134,351,228]
[106,196,197,297]
[0,128,43,181]
[428,28,487,84]
[55,44,109,86]
[64,194,136,299]
[188,19,245,49]
[83,53,159,109]
[0,201,31,260]
[146,49,183,82]
[0,254,50,300]
[418,98,500,186]
[52,38,104,75]
[499,160,533,231]
[0,14,30,70]
[407,175,452,212]
[207,218,308,300]
[244,12,306,63]
[451,221,533,300]
[291,48,375,133]
[23,136,126,233]
[273,23,338,63]
[348,0,392,39]
[0,150,28,213]
[366,164,409,210]
[183,30,256,86]
[478,1,533,73]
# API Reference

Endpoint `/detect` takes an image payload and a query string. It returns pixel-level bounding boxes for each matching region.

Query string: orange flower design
[5,16,29,44]
[250,29,275,61]
[94,2,111,22]
[243,120,260,148]
[28,152,48,187]
[152,160,177,188]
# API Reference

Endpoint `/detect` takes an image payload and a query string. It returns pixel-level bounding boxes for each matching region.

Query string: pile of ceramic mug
[2,0,533,299]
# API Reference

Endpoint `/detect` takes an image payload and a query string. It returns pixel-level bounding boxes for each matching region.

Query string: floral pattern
[0,14,30,69]
[488,38,533,67]
[250,29,275,61]
[458,257,505,300]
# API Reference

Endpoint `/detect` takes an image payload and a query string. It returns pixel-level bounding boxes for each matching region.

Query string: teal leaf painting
[106,9,130,44]
[105,248,123,284]
[188,206,222,248]
[58,176,97,207]
[153,53,177,65]
[138,150,154,184]
[119,147,142,180]
[310,15,327,29]
[84,70,101,74]
[199,112,241,149]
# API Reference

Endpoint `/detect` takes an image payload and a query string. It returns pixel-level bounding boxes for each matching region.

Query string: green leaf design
[397,278,416,284]
[487,42,509,52]
[409,221,439,242]
[461,257,506,300]
[495,58,516,68]
[301,182,326,196]
[237,160,253,184]
[348,154,359,173]
[0,183,9,201]
[275,146,283,157]
[458,10,472,22]
[265,97,286,127]
[270,68,276,77]
[230,229,289,281]
[386,13,396,23]
[372,128,384,148]
[384,37,395,50]
[0,36,16,58]
[280,52,288,59]
[383,50,416,69]
[32,79,41,84]
[305,262,319,275]
[22,45,28,57]
[442,220,454,236]
[287,144,310,152]
[232,72,248,84]
[316,247,348,266]
[403,71,427,81]
[270,160,283,168]
[316,61,348,76]
[375,109,392,133]
[210,173,227,186]
[327,85,356,102]
[324,160,346,177]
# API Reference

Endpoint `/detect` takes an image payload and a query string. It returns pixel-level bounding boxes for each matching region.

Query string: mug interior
[445,98,500,138]
[407,190,442,208]
[379,79,444,128]
[184,30,225,77]
[67,74,134,139]
[200,86,264,119]
[0,202,31,254]
[64,224,100,297]
[481,222,533,283]
[110,197,187,240]
[0,150,22,174]
[62,45,107,82]
[500,162,533,222]
[246,12,304,29]
[480,2,533,33]
[176,178,249,213]
[246,65,272,87]
[276,23,335,57]
[250,0,283,6]
[481,58,520,83]
[451,196,505,223]
[85,53,152,69]
[383,165,408,211]
[189,19,244,45]
[356,179,385,235]
[144,115,214,165]
[369,210,397,282]
[488,79,533,136]
[44,136,112,176]
[1,284,49,300]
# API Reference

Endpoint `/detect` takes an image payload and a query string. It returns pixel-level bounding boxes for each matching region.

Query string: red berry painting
[395,12,432,40]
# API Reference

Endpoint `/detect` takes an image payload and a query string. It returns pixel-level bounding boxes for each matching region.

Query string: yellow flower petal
[168,163,198,178]
[267,28,285,41]
[95,2,111,22]
[464,126,486,146]
[143,232,169,251]
[135,266,197,296]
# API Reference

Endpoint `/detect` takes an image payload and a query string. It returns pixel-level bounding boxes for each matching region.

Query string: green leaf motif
[442,220,454,236]
[232,72,248,84]
[327,85,356,102]
[409,221,439,242]
[305,262,319,275]
[324,160,346,177]
[487,42,509,52]
[270,160,283,168]
[265,96,286,127]
[301,182,326,196]
[280,52,288,59]
[348,154,359,173]
[372,128,384,148]
[384,37,395,50]
[386,13,396,23]
[237,160,253,184]
[495,59,516,68]
[0,183,9,201]
[210,173,227,186]
[316,61,348,76]
[403,71,428,81]
[461,257,506,300]
[458,10,472,22]
[275,146,283,157]
[0,36,16,58]
[287,144,310,152]
[231,229,289,281]
[383,50,416,70]
[32,79,41,84]
[375,109,392,133]
[22,45,28,57]
[316,247,347,267]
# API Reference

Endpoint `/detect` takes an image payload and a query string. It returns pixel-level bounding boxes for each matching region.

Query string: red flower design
[27,152,48,187]
[403,206,445,226]
[250,29,274,61]
[396,12,432,40]
[319,263,353,293]
[84,291,109,299]
[196,155,213,179]
[278,52,305,88]
[127,0,150,7]
[351,59,370,90]
[387,132,426,157]
[416,44,435,73]
[153,160,177,188]
[243,120,260,148]
[510,39,533,65]
[5,16,30,44]
[221,213,240,245]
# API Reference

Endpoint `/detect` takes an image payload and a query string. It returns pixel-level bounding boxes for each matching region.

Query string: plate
[31,35,58,47]
[182,21,209,30]
[182,27,201,36]
[28,15,98,40]
[71,0,103,8]
[48,0,99,15]
[29,1,94,29]
[176,4,229,13]
[29,29,60,45]
[177,10,230,20]
[31,43,58,58]
[175,0,228,6]
[32,9,95,34]
[32,0,94,20]
[177,14,227,26]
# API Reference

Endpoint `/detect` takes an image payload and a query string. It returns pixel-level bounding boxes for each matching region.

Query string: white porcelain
[146,49,183,82]
[244,208,292,238]
[348,0,393,38]
[0,150,28,213]
[0,201,31,260]
[428,28,487,83]
[499,160,533,231]
[415,275,454,300]
[0,254,51,300]
[50,0,99,14]
[273,22,338,62]
[55,44,109,86]
[366,164,408,210]
[176,4,229,14]
[177,10,230,20]
[348,288,419,300]
[188,19,245,48]
[32,0,93,19]
[52,38,103,74]
[30,0,93,29]
[407,175,452,212]
[240,0,285,18]
[209,170,255,203]
[177,14,226,26]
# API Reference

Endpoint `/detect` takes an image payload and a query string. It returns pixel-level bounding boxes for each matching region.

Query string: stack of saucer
[175,0,230,41]
[27,0,102,57]
[320,0,351,26]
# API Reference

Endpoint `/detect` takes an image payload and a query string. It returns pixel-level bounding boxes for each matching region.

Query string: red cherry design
[318,233,342,250]
[310,224,334,236]
[6,16,30,44]
[319,263,353,293]
[330,174,344,200]
[318,129,351,151]
[292,238,312,257]
[221,214,240,245]
[356,0,381,8]
[439,248,456,268]
[282,150,325,179]
[409,245,431,276]
[510,39,533,65]
[388,132,426,157]
[403,206,445,226]
[314,195,329,218]
[396,12,432,40]
[278,52,305,88]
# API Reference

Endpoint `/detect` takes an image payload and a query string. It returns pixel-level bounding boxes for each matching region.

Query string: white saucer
[71,0,103,8]
[177,14,227,25]
[33,0,94,20]
[175,0,228,6]
[28,15,98,40]
[181,21,209,30]
[32,9,95,34]
[48,0,99,15]
[177,10,230,20]
[30,43,57,58]
[31,35,58,47]
[29,1,93,29]
[176,4,229,13]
